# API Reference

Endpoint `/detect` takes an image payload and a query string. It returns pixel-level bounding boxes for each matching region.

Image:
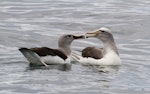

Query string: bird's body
[19,34,84,66]
[74,27,121,65]
[78,48,121,65]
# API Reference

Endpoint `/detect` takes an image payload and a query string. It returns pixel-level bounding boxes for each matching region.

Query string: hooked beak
[73,35,85,39]
[86,30,99,38]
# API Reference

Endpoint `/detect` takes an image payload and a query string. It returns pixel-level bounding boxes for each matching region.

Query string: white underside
[41,56,70,65]
[73,50,121,65]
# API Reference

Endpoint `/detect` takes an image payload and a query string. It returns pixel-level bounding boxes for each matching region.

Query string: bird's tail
[19,48,48,66]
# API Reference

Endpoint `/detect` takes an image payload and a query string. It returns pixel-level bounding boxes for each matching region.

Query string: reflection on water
[81,65,120,74]
[27,63,71,71]
[0,0,150,94]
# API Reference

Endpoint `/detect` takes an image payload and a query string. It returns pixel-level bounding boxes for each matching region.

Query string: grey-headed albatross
[19,34,84,66]
[75,27,121,65]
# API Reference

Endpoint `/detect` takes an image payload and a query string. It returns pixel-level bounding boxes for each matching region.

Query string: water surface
[0,0,150,94]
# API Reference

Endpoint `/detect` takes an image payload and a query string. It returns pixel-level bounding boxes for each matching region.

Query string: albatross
[19,34,84,66]
[74,27,121,65]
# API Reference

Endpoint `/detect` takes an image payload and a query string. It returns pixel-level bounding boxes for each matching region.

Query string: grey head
[58,34,84,56]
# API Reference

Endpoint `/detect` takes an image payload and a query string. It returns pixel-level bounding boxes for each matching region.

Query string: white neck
[102,40,119,56]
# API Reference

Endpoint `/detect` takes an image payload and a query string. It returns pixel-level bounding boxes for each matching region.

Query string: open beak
[73,35,85,39]
[85,30,99,38]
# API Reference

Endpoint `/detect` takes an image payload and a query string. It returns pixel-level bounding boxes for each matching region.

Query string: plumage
[82,47,103,59]
[30,47,67,60]
[74,27,121,65]
[19,34,84,66]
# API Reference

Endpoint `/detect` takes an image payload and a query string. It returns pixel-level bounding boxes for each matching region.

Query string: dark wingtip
[19,48,29,51]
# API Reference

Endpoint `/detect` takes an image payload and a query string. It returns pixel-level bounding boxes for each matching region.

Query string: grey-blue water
[0,0,150,94]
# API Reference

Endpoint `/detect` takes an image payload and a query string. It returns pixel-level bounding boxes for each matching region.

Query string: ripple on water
[0,0,150,94]
[0,45,23,63]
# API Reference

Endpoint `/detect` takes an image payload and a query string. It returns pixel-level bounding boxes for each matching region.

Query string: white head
[99,27,111,33]
[86,27,119,55]
[86,27,114,43]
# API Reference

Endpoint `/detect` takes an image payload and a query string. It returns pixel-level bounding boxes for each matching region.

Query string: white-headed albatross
[19,34,84,66]
[74,27,121,65]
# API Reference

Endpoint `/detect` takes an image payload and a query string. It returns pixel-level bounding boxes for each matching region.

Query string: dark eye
[101,30,105,32]
[67,35,72,38]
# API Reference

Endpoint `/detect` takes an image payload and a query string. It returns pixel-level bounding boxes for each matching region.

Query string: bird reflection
[26,63,71,71]
[82,65,120,74]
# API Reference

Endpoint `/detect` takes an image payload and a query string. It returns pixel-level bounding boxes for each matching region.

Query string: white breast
[78,50,121,65]
[41,56,70,65]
